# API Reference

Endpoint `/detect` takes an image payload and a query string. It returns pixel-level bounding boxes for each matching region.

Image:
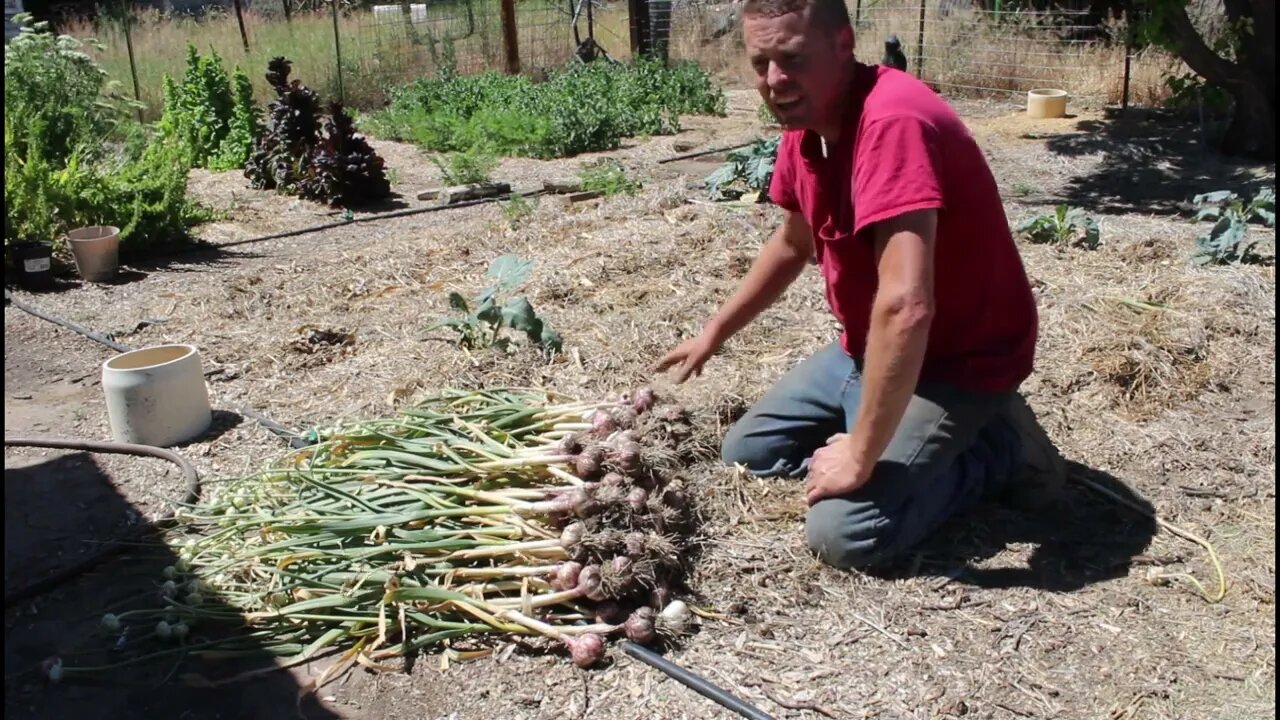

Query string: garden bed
[5,83,1276,720]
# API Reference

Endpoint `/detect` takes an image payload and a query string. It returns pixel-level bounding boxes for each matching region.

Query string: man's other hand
[805,433,871,505]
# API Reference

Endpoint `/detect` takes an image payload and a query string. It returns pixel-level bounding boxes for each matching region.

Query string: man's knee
[804,498,903,570]
[720,420,757,467]
[720,419,798,476]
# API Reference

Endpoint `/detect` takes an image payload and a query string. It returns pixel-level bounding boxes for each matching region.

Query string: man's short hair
[742,0,852,29]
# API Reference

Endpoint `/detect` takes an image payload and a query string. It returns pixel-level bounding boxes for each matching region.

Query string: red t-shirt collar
[796,61,878,165]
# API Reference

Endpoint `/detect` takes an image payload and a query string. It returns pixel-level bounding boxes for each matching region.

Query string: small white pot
[102,344,212,447]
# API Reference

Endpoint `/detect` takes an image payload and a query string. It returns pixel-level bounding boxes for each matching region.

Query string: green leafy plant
[431,146,498,185]
[1014,205,1101,249]
[156,45,261,171]
[1163,72,1231,115]
[212,68,263,171]
[705,136,780,201]
[499,193,536,227]
[3,14,133,167]
[1189,188,1275,265]
[757,102,779,127]
[428,255,563,354]
[4,16,207,255]
[365,58,725,161]
[578,158,641,197]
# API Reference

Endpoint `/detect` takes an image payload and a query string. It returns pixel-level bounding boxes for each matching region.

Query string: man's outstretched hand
[654,332,719,383]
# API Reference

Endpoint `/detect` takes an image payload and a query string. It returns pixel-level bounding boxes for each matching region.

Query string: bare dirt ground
[5,88,1275,720]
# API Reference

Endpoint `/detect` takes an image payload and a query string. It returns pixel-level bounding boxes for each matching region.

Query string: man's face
[744,8,853,131]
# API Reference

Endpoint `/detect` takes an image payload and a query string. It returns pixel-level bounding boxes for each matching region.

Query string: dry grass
[5,90,1275,720]
[63,0,1184,122]
[64,0,576,117]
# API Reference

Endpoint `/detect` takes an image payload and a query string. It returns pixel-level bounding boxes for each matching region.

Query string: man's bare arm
[844,209,937,469]
[656,210,814,381]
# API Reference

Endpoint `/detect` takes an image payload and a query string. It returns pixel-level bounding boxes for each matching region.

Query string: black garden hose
[3,288,129,353]
[3,436,200,609]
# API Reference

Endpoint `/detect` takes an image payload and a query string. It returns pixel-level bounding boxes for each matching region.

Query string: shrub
[4,16,207,256]
[157,45,262,172]
[244,57,391,207]
[3,14,132,166]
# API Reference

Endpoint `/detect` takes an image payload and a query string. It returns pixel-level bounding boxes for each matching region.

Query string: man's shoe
[1000,393,1067,511]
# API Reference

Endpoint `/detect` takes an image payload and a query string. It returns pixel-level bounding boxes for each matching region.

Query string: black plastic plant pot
[10,242,54,291]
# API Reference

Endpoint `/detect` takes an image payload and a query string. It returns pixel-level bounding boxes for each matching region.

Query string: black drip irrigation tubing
[656,142,755,165]
[205,188,550,253]
[4,288,130,353]
[619,641,774,720]
[3,437,200,609]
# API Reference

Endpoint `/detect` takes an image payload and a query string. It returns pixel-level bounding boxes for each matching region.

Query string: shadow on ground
[905,461,1159,592]
[1045,107,1273,217]
[4,242,265,296]
[4,450,339,720]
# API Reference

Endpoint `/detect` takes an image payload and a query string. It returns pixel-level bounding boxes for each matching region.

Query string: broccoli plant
[1189,187,1275,265]
[705,136,779,202]
[428,255,563,355]
[1014,205,1101,250]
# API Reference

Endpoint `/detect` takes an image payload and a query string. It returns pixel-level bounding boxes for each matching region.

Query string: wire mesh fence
[647,0,1181,108]
[339,0,578,105]
[851,0,1128,104]
[59,0,1184,122]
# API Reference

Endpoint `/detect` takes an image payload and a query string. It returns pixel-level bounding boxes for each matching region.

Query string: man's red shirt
[769,62,1038,393]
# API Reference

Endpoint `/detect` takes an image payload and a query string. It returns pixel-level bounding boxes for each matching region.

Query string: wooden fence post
[121,6,144,122]
[628,0,651,58]
[913,0,926,77]
[232,0,250,52]
[499,0,520,74]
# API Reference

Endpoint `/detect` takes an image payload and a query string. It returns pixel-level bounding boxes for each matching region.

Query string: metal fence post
[1122,4,1136,111]
[121,5,144,122]
[854,0,862,26]
[499,0,520,73]
[914,0,926,78]
[331,0,345,102]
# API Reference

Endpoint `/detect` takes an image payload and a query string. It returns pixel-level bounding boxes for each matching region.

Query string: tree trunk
[1221,81,1275,160]
[1161,0,1275,160]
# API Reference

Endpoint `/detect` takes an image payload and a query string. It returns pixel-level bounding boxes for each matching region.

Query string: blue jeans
[721,341,1022,569]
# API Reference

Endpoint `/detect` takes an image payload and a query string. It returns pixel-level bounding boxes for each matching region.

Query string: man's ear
[836,24,855,56]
